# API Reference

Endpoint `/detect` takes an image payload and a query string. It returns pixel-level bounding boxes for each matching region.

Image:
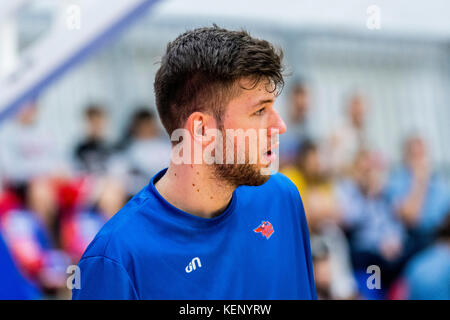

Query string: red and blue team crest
[253,221,274,239]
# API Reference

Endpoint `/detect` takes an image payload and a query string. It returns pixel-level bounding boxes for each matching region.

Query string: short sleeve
[72,256,138,300]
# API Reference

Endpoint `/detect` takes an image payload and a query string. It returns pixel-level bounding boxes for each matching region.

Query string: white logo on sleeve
[185,257,202,273]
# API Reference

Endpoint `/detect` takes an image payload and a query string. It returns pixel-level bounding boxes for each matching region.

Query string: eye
[253,107,266,116]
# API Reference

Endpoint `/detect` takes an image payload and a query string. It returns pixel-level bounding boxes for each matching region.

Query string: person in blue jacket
[73,26,317,300]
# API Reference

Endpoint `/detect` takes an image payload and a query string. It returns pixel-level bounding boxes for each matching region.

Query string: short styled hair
[154,25,284,135]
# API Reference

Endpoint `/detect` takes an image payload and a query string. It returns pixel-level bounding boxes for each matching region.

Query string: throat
[155,165,234,219]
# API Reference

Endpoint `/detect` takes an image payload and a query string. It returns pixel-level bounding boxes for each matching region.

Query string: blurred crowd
[0,101,171,299]
[0,81,449,300]
[280,81,450,300]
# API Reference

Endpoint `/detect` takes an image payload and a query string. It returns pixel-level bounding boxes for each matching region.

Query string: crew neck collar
[147,168,238,228]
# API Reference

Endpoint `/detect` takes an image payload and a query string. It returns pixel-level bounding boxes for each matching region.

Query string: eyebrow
[251,98,274,109]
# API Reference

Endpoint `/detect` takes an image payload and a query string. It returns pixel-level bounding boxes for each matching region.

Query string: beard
[211,127,270,188]
[212,162,270,188]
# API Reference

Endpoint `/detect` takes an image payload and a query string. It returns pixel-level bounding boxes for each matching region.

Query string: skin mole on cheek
[192,183,195,187]
[210,196,213,200]
[196,172,199,175]
[197,189,200,192]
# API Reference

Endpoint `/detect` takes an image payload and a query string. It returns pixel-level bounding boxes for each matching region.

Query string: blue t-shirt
[72,168,316,300]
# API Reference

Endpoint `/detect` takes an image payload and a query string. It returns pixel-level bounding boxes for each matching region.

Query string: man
[0,99,66,185]
[386,135,450,252]
[72,26,316,300]
[279,80,312,167]
[117,108,171,197]
[325,93,369,177]
[74,104,111,175]
[336,149,406,298]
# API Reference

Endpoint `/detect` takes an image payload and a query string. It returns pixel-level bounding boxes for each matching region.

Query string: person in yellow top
[281,140,341,231]
[282,140,359,300]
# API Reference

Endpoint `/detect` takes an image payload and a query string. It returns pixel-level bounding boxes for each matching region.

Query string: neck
[155,163,235,219]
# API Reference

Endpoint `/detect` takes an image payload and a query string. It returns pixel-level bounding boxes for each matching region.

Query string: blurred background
[0,0,449,300]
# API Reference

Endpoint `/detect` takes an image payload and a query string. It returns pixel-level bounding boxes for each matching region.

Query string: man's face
[17,103,38,126]
[88,113,106,139]
[213,78,287,187]
[349,95,366,128]
[135,118,158,140]
[405,137,427,166]
[303,149,321,178]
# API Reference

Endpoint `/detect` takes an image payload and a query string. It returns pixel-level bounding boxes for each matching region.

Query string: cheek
[221,114,270,156]
[225,118,269,134]
[222,113,246,130]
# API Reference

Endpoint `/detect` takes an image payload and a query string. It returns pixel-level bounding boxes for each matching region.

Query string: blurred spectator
[323,93,370,177]
[311,238,332,300]
[0,99,92,299]
[336,149,406,297]
[282,140,357,299]
[280,80,312,167]
[0,99,68,186]
[0,99,74,236]
[74,104,112,175]
[386,135,450,251]
[110,107,171,197]
[282,140,341,230]
[0,205,70,297]
[61,177,126,262]
[402,213,450,300]
[310,227,358,300]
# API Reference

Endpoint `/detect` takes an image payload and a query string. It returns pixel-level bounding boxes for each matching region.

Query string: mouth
[264,142,279,155]
[262,143,279,164]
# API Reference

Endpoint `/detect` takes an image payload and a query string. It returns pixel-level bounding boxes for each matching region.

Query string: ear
[186,112,217,146]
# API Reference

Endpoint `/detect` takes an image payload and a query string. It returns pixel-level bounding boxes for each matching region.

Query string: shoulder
[267,171,298,189]
[79,187,155,265]
[237,172,303,208]
[262,172,303,204]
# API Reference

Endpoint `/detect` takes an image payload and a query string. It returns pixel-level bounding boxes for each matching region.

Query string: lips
[264,142,279,155]
[262,143,279,164]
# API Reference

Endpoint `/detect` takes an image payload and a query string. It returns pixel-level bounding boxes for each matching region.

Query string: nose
[269,109,287,135]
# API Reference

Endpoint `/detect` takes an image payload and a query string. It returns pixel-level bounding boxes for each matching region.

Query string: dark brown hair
[84,103,105,119]
[154,25,284,135]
